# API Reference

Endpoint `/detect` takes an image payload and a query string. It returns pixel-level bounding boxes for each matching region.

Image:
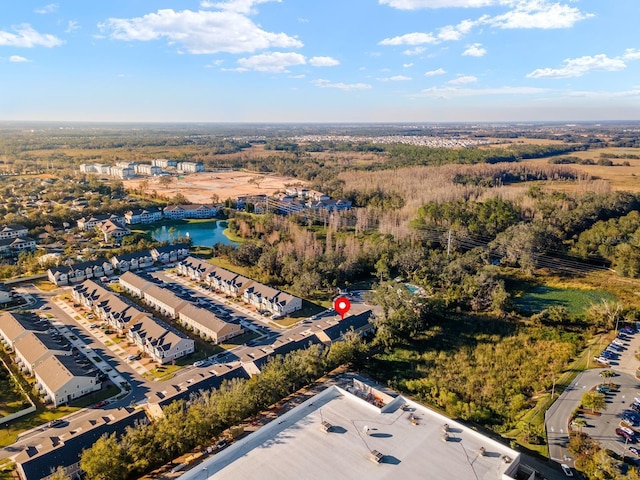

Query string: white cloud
[309,56,339,67]
[527,54,627,79]
[379,32,437,46]
[487,1,593,29]
[34,3,58,14]
[424,67,447,76]
[379,0,500,9]
[205,0,280,14]
[448,74,478,84]
[623,49,640,60]
[289,74,306,79]
[378,75,413,81]
[312,79,372,91]
[9,55,30,63]
[99,8,302,54]
[418,85,548,98]
[0,24,62,48]
[403,63,414,68]
[237,51,306,72]
[437,19,476,41]
[462,42,486,56]
[403,46,426,56]
[65,21,80,33]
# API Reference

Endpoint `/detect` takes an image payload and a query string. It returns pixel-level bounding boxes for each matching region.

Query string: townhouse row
[76,203,219,230]
[72,279,195,364]
[47,244,190,286]
[177,256,302,316]
[0,312,100,407]
[118,271,243,344]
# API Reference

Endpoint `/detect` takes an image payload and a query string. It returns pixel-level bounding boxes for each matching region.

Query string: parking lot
[573,327,640,462]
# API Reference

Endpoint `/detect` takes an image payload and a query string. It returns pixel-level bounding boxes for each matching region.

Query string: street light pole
[202,467,208,480]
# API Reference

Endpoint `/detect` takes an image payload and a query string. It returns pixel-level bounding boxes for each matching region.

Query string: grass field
[514,285,617,315]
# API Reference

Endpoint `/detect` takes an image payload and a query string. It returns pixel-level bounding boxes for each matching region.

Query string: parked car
[622,413,640,427]
[193,360,207,367]
[612,339,625,347]
[616,428,636,442]
[46,419,64,428]
[620,426,636,437]
[596,385,611,394]
[630,403,640,413]
[561,464,573,477]
[127,354,140,361]
[600,350,615,359]
[594,356,611,365]
[92,400,108,409]
[630,446,640,456]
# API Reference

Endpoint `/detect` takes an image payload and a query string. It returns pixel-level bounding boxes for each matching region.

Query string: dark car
[92,400,108,409]
[621,414,640,427]
[630,403,640,414]
[616,428,636,442]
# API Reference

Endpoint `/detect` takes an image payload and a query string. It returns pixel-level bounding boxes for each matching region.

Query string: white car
[561,464,573,476]
[612,339,624,346]
[621,426,636,437]
[594,356,610,365]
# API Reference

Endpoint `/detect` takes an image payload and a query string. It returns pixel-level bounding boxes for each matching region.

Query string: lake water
[150,221,238,247]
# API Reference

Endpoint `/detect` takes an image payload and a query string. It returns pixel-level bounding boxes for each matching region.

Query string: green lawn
[514,285,617,315]
[0,405,80,447]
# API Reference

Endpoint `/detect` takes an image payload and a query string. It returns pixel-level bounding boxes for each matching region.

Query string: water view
[149,221,238,247]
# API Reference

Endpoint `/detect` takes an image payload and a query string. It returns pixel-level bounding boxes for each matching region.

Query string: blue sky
[1,0,639,123]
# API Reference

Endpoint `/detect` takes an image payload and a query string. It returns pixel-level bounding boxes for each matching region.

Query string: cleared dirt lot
[124,171,304,204]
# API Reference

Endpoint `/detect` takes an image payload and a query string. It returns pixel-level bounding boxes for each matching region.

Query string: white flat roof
[182,379,520,480]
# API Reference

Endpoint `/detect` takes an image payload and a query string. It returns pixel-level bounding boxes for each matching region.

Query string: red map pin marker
[333,296,351,320]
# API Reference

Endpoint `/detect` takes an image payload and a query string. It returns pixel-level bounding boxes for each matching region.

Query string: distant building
[0,237,36,258]
[0,224,28,239]
[77,214,125,231]
[134,163,163,176]
[109,250,154,272]
[124,207,163,224]
[163,204,218,220]
[100,220,131,243]
[109,166,135,179]
[177,161,205,173]
[150,244,190,264]
[47,259,115,286]
[152,159,178,168]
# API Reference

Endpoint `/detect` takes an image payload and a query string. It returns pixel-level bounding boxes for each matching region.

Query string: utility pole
[446,229,452,259]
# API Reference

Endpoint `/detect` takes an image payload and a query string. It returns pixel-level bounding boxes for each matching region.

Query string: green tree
[80,433,129,480]
[581,391,607,413]
[571,417,587,434]
[599,370,615,385]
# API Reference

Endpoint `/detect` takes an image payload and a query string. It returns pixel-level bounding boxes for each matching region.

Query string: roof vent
[321,421,333,433]
[478,447,486,457]
[369,450,384,464]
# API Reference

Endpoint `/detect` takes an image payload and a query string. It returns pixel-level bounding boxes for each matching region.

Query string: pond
[149,221,238,247]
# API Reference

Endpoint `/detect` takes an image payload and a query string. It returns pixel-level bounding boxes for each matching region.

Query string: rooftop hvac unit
[321,421,333,433]
[478,447,486,457]
[369,450,384,464]
[441,433,450,442]
[441,423,449,432]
